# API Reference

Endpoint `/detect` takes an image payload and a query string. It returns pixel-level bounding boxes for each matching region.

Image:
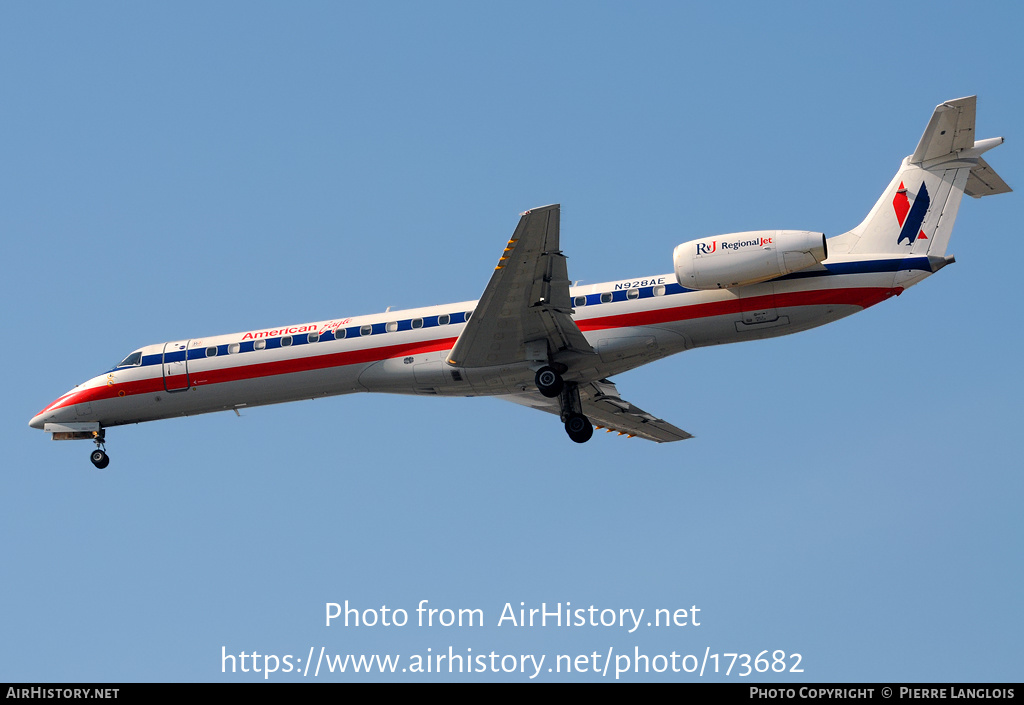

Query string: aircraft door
[162,340,191,392]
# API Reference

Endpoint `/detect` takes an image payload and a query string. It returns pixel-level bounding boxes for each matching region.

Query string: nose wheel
[89,430,109,468]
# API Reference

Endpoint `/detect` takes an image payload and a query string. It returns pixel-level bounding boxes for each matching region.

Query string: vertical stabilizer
[840,96,1009,258]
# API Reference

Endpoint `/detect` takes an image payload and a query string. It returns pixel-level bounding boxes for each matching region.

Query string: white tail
[834,96,1009,258]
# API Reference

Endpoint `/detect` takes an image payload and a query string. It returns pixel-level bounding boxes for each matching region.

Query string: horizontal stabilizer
[965,157,1012,198]
[911,96,976,164]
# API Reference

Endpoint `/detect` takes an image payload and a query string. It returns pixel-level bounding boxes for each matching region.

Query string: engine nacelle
[673,230,827,290]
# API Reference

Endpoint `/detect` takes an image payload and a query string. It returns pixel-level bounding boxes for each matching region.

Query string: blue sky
[2,1,1021,682]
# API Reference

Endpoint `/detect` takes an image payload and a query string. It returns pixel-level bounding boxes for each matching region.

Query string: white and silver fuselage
[28,256,928,431]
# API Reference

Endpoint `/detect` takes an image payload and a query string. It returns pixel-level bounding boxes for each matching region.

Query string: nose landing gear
[89,430,109,469]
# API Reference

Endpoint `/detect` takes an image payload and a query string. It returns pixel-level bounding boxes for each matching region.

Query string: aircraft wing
[447,204,595,367]
[498,379,693,443]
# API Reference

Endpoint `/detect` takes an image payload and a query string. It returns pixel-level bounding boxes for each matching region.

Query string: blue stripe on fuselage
[776,257,932,281]
[110,259,926,372]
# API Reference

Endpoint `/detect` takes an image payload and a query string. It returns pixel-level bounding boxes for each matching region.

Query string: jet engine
[673,230,827,290]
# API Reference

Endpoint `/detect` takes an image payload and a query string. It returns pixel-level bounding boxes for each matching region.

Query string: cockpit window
[117,351,143,367]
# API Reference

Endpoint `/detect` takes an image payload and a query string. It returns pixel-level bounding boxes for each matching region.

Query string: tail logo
[893,181,930,245]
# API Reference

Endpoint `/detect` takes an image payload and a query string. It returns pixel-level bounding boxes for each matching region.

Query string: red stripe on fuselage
[64,286,899,408]
[65,336,461,408]
[34,391,80,417]
[577,287,899,331]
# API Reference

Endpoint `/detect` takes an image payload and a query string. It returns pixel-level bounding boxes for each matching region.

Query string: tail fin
[838,96,1010,258]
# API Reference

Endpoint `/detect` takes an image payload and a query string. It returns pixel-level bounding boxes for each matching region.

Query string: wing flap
[581,379,693,443]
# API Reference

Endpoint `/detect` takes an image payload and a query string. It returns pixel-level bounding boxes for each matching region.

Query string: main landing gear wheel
[535,366,564,398]
[564,413,594,444]
[90,449,110,469]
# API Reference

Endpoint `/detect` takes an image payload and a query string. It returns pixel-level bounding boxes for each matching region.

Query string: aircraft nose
[30,390,78,430]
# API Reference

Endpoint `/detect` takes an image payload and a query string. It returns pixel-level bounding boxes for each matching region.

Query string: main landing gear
[90,430,109,469]
[536,367,594,444]
[535,366,564,398]
[564,411,594,444]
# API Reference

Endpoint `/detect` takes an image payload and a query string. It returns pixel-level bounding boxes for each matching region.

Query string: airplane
[30,96,1010,468]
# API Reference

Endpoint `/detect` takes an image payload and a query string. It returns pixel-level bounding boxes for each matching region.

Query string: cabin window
[653,285,666,296]
[308,332,319,344]
[334,328,346,340]
[411,318,423,329]
[574,296,587,307]
[600,293,612,303]
[386,321,398,333]
[254,339,267,350]
[206,346,218,357]
[465,310,474,321]
[360,325,372,336]
[438,314,450,325]
[281,335,293,347]
[627,288,639,300]
[228,343,240,354]
[117,351,142,367]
